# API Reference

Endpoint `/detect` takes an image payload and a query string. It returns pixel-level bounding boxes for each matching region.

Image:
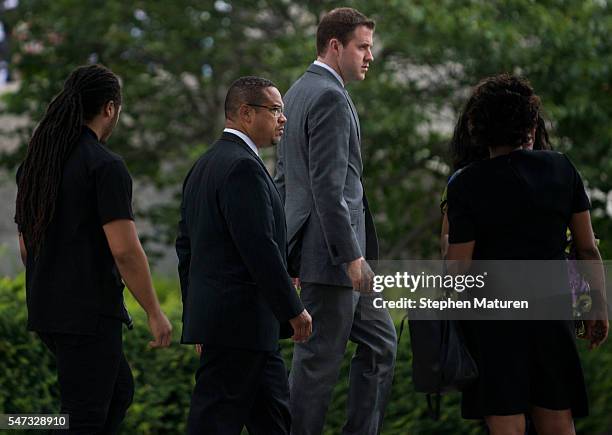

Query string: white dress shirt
[313,60,344,87]
[223,128,260,158]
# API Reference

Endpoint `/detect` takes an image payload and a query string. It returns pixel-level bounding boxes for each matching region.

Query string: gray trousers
[289,282,397,435]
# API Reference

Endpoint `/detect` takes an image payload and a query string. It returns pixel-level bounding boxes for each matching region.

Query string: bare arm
[446,241,475,275]
[18,233,26,266]
[441,212,449,259]
[569,210,608,348]
[570,211,605,291]
[445,173,474,274]
[103,219,172,348]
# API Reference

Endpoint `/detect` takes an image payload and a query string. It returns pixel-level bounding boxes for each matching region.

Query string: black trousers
[38,317,134,434]
[187,346,291,435]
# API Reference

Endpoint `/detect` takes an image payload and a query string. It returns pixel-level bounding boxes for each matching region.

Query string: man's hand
[147,310,172,348]
[289,309,312,343]
[104,219,172,349]
[195,344,203,355]
[347,257,375,293]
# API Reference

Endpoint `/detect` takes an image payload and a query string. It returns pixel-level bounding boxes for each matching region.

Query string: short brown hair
[316,7,375,56]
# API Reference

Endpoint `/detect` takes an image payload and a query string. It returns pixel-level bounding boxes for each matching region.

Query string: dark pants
[187,346,291,435]
[38,317,134,434]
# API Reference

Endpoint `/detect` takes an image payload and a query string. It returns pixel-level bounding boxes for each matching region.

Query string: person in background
[15,64,172,434]
[446,74,608,435]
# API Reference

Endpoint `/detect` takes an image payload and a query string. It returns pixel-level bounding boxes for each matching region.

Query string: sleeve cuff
[329,240,363,266]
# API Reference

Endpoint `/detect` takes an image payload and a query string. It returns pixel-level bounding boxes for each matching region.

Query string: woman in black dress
[439,98,551,258]
[446,74,608,435]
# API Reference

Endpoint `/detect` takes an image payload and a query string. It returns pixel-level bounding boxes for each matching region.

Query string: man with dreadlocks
[14,64,172,433]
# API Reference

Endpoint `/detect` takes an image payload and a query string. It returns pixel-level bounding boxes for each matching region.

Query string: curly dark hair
[450,74,550,171]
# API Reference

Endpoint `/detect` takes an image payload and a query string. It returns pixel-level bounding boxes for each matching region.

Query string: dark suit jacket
[275,64,379,287]
[176,132,304,351]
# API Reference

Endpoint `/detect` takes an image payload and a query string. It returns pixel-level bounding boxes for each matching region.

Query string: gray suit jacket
[275,64,378,287]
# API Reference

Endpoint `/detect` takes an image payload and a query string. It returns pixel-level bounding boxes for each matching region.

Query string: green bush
[1,275,611,434]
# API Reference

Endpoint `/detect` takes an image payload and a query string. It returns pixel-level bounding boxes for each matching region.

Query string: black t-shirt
[16,127,134,334]
[447,150,590,260]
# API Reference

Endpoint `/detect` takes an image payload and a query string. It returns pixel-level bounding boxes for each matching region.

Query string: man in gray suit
[274,7,397,435]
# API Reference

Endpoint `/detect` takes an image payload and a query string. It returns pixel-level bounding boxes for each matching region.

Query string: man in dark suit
[274,8,397,434]
[176,76,312,435]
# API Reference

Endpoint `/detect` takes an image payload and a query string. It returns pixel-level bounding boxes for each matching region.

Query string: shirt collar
[313,60,344,87]
[82,125,99,141]
[223,128,260,157]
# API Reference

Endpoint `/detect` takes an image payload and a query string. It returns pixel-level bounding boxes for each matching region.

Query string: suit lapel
[343,90,361,141]
[220,132,282,199]
[221,132,260,161]
[306,65,361,141]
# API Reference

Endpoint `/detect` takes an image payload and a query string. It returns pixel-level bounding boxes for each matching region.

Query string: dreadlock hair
[15,64,121,255]
[450,74,551,172]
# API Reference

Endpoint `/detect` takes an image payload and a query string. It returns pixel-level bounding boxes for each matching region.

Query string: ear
[104,100,116,118]
[238,104,252,124]
[329,38,341,55]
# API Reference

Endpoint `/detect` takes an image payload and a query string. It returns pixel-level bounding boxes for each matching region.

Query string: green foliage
[351,0,612,258]
[0,274,58,415]
[2,275,612,434]
[2,0,611,260]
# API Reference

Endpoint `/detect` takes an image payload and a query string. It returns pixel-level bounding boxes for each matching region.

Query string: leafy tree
[1,0,611,261]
